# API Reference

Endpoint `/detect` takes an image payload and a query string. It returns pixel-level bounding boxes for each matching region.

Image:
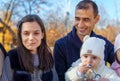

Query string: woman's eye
[34,32,40,35]
[23,32,29,35]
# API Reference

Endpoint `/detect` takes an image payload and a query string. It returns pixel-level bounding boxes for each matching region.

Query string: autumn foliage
[0,22,120,52]
[94,25,120,44]
[46,23,69,47]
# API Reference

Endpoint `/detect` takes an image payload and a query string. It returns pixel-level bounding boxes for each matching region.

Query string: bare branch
[0,18,17,39]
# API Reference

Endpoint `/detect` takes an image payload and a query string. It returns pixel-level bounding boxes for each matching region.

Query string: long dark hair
[17,14,53,72]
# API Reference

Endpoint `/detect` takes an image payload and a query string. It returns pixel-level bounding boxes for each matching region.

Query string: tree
[0,0,48,49]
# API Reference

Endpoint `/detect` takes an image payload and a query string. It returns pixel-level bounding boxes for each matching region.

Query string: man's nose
[78,20,85,27]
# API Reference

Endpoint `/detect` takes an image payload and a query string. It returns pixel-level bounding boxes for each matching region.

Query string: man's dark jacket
[53,27,115,81]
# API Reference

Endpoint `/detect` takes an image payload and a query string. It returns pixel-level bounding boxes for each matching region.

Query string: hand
[77,63,91,74]
[99,77,109,81]
[86,79,94,81]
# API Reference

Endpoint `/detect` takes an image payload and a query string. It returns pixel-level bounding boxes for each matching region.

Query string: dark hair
[0,43,7,58]
[17,14,53,72]
[76,0,98,17]
[115,52,120,64]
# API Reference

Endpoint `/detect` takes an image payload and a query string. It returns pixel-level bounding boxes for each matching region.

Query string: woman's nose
[78,20,85,27]
[29,34,34,40]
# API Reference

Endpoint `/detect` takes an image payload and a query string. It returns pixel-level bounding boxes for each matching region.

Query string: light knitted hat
[114,34,120,53]
[80,35,105,60]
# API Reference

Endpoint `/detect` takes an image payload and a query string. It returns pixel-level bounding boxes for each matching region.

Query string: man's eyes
[84,18,90,22]
[75,18,90,22]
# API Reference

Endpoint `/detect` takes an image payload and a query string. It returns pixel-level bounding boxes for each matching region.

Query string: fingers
[78,64,91,74]
[99,77,109,81]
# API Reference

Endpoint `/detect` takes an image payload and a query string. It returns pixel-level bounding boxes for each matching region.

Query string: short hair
[76,0,98,17]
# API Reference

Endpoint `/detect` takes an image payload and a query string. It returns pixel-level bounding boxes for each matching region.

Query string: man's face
[74,5,99,37]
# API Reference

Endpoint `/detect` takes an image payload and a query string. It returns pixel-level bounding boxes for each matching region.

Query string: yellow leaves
[94,26,120,44]
[0,26,17,51]
[46,25,120,47]
[1,22,120,52]
[46,25,69,47]
[4,30,12,42]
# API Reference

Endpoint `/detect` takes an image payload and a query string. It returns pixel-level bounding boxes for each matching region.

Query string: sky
[62,0,120,20]
[96,0,120,20]
[39,0,120,22]
[0,0,120,26]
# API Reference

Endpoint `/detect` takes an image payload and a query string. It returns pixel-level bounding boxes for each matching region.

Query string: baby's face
[116,49,120,61]
[81,54,101,69]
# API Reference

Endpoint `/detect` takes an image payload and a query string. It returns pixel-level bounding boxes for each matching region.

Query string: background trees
[0,0,120,51]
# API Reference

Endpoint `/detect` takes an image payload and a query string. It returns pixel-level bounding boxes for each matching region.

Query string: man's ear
[94,15,100,24]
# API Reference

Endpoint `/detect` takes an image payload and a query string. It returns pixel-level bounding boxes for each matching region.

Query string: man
[53,0,115,81]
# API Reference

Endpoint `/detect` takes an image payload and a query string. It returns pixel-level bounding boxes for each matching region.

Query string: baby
[65,35,120,81]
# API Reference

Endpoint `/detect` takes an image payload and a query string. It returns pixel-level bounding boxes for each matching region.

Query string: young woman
[111,33,120,77]
[65,36,120,81]
[0,15,58,81]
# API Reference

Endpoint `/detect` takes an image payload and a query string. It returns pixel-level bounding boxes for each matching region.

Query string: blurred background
[0,0,120,51]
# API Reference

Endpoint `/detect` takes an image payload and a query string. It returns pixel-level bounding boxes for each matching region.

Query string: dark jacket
[1,48,58,81]
[0,43,7,58]
[53,27,115,81]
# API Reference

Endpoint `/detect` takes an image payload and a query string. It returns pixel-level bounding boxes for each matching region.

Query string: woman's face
[116,48,120,61]
[21,21,44,54]
[81,54,101,69]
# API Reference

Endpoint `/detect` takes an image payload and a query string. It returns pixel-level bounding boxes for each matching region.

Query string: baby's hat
[114,34,120,53]
[80,35,106,60]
